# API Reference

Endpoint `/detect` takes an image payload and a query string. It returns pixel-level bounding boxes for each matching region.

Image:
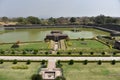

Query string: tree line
[0,15,120,25]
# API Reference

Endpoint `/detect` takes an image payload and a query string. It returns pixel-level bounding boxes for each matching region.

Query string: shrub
[45,52,48,55]
[12,65,28,69]
[56,60,62,68]
[111,60,116,65]
[55,76,66,80]
[11,51,15,54]
[101,52,105,55]
[68,52,71,55]
[41,60,46,65]
[11,44,19,48]
[69,60,74,65]
[83,60,88,65]
[57,52,60,55]
[90,52,94,55]
[81,38,85,41]
[0,59,3,64]
[23,50,26,54]
[97,60,102,65]
[113,52,116,56]
[13,59,17,64]
[33,50,38,55]
[79,52,83,55]
[26,60,31,65]
[31,74,43,80]
[1,50,5,54]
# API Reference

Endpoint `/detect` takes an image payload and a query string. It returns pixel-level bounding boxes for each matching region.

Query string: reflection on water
[0,29,94,43]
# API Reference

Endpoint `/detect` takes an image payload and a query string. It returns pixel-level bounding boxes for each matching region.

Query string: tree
[2,16,8,23]
[94,15,106,24]
[70,17,76,24]
[69,60,74,65]
[33,50,38,55]
[26,16,41,24]
[57,52,60,55]
[0,50,5,54]
[16,17,27,24]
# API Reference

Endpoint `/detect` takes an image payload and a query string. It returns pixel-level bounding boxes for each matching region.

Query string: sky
[0,0,120,18]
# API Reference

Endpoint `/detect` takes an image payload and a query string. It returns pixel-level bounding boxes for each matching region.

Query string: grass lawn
[66,40,109,50]
[62,62,120,80]
[0,62,40,80]
[0,42,49,50]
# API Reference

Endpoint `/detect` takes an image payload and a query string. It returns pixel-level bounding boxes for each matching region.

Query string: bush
[11,51,15,54]
[23,50,27,54]
[111,60,116,65]
[12,65,28,69]
[33,50,38,55]
[41,60,46,65]
[68,52,71,55]
[11,44,19,48]
[83,60,88,65]
[26,60,31,65]
[56,60,63,68]
[1,50,5,54]
[0,59,3,64]
[55,76,66,80]
[79,52,83,55]
[101,52,105,55]
[113,52,116,56]
[31,74,43,80]
[69,60,74,65]
[81,38,85,41]
[57,52,60,55]
[45,52,48,55]
[97,60,102,65]
[90,52,94,55]
[13,59,17,64]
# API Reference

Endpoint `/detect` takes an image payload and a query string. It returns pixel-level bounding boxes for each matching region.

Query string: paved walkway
[0,56,120,61]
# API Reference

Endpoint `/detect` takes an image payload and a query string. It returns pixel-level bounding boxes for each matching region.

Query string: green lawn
[0,62,40,80]
[66,40,109,50]
[62,63,120,80]
[0,42,49,50]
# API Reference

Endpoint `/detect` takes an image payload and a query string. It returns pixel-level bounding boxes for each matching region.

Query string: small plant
[83,60,88,65]
[0,59,3,64]
[97,60,102,65]
[69,60,74,65]
[13,59,17,64]
[26,60,31,65]
[111,60,116,65]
